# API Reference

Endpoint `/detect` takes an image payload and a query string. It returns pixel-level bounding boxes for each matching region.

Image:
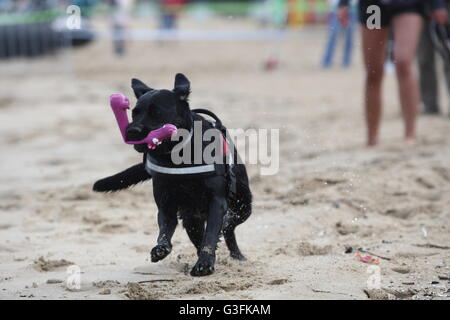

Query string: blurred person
[159,0,186,31]
[322,0,357,68]
[338,0,448,146]
[109,0,130,56]
[8,0,31,12]
[418,0,450,115]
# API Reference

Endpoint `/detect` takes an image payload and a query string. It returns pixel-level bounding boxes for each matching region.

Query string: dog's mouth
[134,143,148,153]
[125,124,149,142]
[129,124,178,152]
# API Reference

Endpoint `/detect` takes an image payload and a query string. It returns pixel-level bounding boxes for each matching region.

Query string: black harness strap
[192,109,238,201]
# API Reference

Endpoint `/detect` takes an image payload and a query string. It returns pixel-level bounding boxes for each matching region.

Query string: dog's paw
[190,258,215,277]
[230,251,247,261]
[150,245,171,262]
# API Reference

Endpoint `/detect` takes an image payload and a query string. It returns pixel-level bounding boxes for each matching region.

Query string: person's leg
[444,58,450,117]
[392,13,423,142]
[342,9,355,67]
[441,0,450,116]
[361,26,389,146]
[113,24,125,56]
[417,19,439,114]
[322,12,340,68]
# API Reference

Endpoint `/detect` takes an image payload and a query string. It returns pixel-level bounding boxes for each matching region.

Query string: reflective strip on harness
[145,156,216,175]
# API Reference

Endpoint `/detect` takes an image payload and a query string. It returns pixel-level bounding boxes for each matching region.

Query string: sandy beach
[0,16,450,300]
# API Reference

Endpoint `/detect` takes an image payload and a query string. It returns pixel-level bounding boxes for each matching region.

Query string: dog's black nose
[126,126,145,141]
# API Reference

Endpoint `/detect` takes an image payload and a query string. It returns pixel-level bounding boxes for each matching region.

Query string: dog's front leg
[190,195,227,276]
[151,205,178,263]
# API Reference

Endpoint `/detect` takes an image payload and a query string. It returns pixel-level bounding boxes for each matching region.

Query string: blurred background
[0,0,330,57]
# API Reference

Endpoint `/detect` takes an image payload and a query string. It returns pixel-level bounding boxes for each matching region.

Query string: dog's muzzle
[126,125,146,141]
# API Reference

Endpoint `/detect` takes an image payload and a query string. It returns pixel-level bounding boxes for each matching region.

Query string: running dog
[93,74,252,276]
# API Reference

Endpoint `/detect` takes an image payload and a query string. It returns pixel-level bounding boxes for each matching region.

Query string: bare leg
[392,14,423,143]
[361,27,389,146]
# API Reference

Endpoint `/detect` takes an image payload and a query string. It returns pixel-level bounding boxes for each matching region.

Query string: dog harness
[144,109,233,177]
[145,127,230,177]
[108,93,237,197]
[144,109,238,199]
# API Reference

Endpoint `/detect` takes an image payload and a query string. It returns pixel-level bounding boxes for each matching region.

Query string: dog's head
[126,73,192,153]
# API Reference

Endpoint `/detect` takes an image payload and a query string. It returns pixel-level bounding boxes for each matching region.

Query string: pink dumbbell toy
[110,93,177,149]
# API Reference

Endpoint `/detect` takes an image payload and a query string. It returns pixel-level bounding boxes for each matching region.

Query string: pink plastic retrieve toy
[110,93,177,149]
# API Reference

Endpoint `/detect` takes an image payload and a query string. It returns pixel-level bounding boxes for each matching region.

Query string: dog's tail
[93,163,151,192]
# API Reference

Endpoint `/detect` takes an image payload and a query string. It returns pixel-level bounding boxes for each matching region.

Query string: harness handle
[191,109,224,130]
[192,108,229,154]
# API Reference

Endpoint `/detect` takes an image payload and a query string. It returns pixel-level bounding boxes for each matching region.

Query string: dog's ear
[131,78,153,99]
[173,73,190,101]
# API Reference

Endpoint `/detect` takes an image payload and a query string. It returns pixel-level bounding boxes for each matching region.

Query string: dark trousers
[417,1,450,114]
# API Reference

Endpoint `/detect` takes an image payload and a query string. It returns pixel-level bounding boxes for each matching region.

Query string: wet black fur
[93,74,252,276]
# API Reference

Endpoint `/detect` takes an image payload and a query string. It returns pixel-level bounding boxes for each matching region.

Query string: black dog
[93,74,252,276]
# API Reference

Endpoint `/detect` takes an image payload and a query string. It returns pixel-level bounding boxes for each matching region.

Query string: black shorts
[358,0,424,27]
